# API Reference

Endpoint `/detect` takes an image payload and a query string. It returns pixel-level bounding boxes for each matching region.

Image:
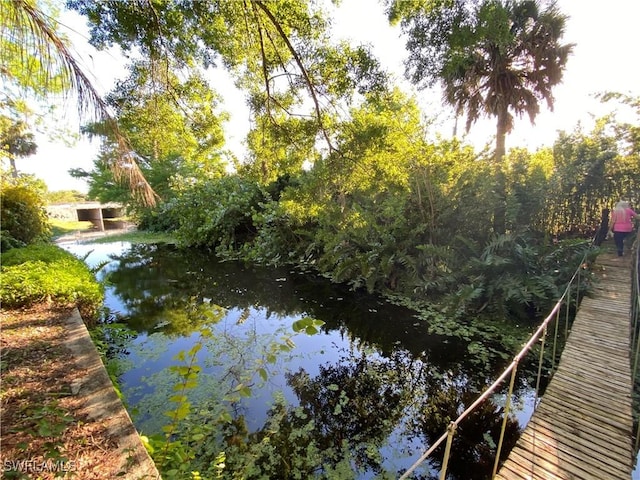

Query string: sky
[15,0,640,193]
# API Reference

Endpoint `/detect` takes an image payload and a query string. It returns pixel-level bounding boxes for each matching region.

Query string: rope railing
[631,231,640,454]
[399,244,593,480]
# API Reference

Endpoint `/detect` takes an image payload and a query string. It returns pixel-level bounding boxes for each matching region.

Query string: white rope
[399,244,592,479]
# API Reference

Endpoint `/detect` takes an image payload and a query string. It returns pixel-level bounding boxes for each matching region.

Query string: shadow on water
[103,244,467,360]
[64,241,539,479]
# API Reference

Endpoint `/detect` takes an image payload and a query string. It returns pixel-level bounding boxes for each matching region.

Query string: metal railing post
[534,326,548,405]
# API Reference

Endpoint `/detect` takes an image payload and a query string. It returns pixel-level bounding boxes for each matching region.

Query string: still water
[62,241,538,479]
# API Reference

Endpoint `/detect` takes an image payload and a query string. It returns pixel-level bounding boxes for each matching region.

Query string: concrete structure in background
[47,202,125,231]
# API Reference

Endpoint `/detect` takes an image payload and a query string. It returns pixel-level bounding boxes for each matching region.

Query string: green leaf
[173,351,186,362]
[188,343,202,356]
[182,380,198,389]
[200,328,213,338]
[218,411,233,424]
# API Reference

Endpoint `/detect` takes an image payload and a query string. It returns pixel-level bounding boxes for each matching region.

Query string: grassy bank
[0,243,131,479]
[86,231,176,244]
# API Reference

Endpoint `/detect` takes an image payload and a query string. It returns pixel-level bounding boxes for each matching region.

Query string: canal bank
[0,304,161,479]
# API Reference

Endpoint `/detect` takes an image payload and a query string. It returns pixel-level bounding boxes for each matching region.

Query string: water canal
[62,240,539,479]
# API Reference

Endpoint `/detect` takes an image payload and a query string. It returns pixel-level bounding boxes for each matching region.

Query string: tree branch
[253,0,336,154]
[4,0,159,205]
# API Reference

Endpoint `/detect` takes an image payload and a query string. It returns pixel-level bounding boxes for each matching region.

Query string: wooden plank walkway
[496,251,635,480]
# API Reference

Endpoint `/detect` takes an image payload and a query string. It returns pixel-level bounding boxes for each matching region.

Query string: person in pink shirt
[609,200,639,256]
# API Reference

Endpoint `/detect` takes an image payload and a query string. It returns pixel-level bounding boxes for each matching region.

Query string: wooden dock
[496,251,635,479]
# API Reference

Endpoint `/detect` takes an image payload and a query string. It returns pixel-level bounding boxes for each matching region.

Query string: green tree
[69,152,130,204]
[45,189,86,204]
[504,147,553,233]
[388,0,573,232]
[68,0,387,155]
[550,119,630,234]
[0,118,38,177]
[105,60,226,169]
[0,175,51,249]
[242,113,318,185]
[596,92,640,201]
[76,59,227,205]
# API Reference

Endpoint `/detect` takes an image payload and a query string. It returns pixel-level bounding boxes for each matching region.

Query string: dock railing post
[565,283,571,341]
[551,308,561,372]
[439,422,457,480]
[492,361,519,478]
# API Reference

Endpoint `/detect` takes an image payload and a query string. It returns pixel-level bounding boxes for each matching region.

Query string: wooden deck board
[519,418,631,464]
[565,368,628,390]
[531,405,631,450]
[495,251,634,480]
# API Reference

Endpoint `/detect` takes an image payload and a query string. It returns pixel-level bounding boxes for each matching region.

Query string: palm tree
[441,0,573,163]
[0,119,37,178]
[0,0,157,205]
[390,0,573,233]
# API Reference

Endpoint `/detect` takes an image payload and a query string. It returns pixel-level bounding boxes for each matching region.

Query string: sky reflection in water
[62,240,537,479]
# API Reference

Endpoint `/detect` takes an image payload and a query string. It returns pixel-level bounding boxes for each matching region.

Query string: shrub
[170,176,265,250]
[136,203,180,233]
[0,183,51,249]
[0,244,104,320]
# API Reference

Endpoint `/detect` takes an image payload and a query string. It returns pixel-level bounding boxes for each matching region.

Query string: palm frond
[1,0,158,206]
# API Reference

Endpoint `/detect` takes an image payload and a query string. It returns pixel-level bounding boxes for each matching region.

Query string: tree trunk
[495,112,507,165]
[594,208,610,246]
[9,157,18,178]
[493,111,508,234]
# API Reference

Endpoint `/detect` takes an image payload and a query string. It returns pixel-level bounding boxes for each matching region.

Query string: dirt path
[0,304,160,479]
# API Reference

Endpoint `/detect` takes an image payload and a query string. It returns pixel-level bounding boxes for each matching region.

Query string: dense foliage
[0,176,51,250]
[154,97,637,328]
[45,189,87,204]
[5,1,639,478]
[0,244,104,319]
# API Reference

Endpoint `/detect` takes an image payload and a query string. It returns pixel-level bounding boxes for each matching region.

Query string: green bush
[170,176,265,250]
[0,243,73,266]
[0,183,51,249]
[0,244,104,320]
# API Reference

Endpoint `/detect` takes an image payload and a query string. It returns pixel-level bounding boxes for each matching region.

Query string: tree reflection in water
[66,242,531,479]
[217,348,522,479]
